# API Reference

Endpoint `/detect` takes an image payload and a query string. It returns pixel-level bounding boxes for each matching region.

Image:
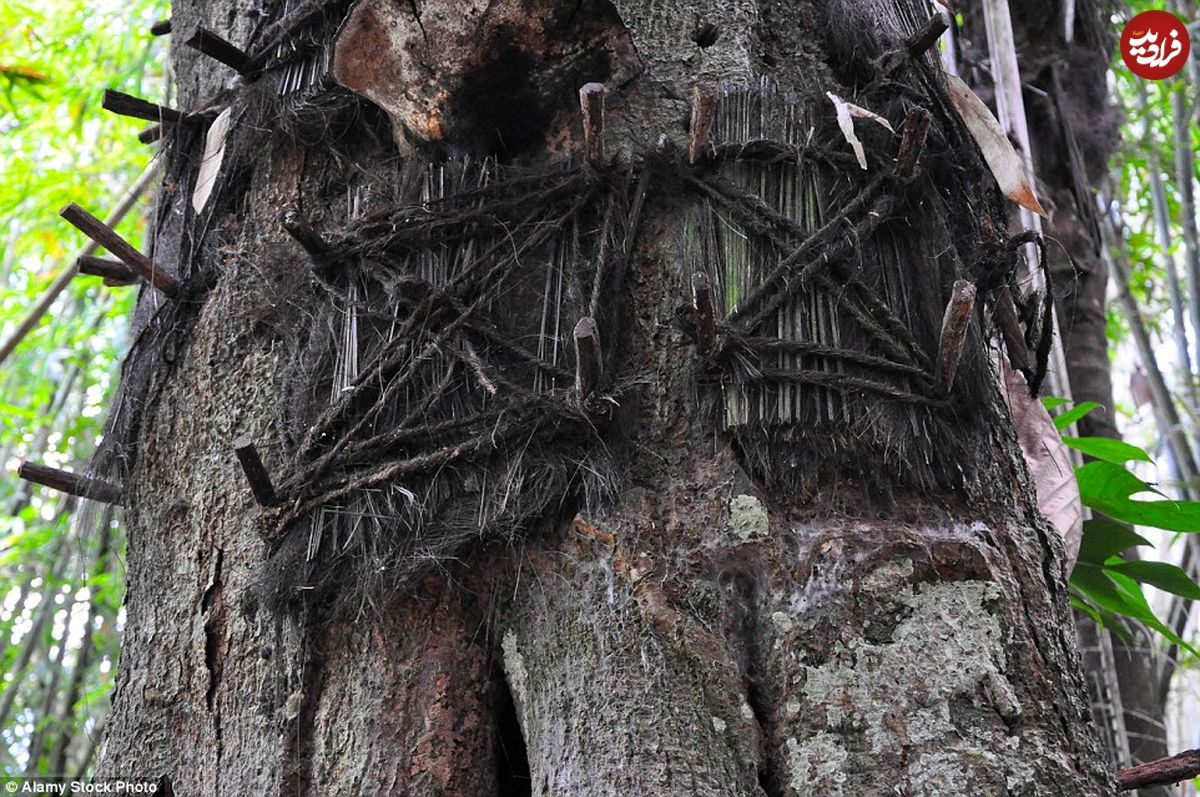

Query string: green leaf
[1070,594,1103,626]
[1071,562,1149,620]
[1105,560,1200,600]
[1074,461,1200,531]
[1052,401,1100,431]
[1061,436,1153,465]
[1041,396,1071,410]
[1076,460,1161,501]
[1075,563,1200,657]
[1076,519,1152,565]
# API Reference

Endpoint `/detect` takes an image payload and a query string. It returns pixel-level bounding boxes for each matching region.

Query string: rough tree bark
[94,0,1115,795]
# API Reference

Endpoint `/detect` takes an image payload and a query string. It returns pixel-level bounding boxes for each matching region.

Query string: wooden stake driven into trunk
[102,90,192,126]
[185,27,253,75]
[579,83,605,168]
[233,437,277,507]
[935,279,976,394]
[691,272,716,355]
[1116,748,1200,791]
[994,286,1032,373]
[17,462,122,505]
[687,85,717,165]
[895,107,932,182]
[138,124,164,144]
[906,13,950,57]
[60,204,180,298]
[76,255,139,286]
[573,317,602,399]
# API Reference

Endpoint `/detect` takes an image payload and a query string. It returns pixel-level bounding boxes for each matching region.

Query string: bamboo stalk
[24,605,70,775]
[1138,81,1195,406]
[1172,73,1200,379]
[48,506,114,776]
[0,539,71,738]
[1102,210,1200,709]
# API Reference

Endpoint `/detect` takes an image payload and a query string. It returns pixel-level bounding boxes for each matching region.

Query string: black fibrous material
[262,159,640,613]
[89,6,1051,614]
[680,79,1014,498]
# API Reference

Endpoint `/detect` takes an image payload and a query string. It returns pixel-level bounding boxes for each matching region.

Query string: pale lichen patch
[711,716,727,733]
[785,733,848,797]
[501,630,529,709]
[729,494,770,540]
[789,578,1020,778]
[860,557,914,592]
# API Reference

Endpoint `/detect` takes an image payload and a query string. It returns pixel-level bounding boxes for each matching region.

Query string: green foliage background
[0,0,167,776]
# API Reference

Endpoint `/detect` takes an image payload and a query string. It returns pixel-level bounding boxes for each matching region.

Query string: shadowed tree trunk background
[958,1,1174,784]
[92,0,1116,794]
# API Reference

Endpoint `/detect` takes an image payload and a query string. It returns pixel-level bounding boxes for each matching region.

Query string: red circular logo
[1121,10,1190,80]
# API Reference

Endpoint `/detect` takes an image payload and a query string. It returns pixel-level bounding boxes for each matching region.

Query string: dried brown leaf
[945,73,1048,217]
[1000,357,1082,571]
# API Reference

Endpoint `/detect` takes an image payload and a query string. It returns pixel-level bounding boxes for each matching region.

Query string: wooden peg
[185,27,253,75]
[150,19,172,36]
[233,437,277,507]
[579,83,605,168]
[138,124,165,144]
[691,272,716,354]
[1116,748,1200,792]
[994,286,1032,374]
[282,210,337,278]
[905,13,950,57]
[60,204,180,298]
[687,85,717,165]
[77,255,139,286]
[102,90,191,125]
[895,107,931,183]
[17,462,122,505]
[935,280,976,395]
[573,317,603,399]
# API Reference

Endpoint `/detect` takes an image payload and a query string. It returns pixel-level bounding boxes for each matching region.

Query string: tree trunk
[96,0,1113,794]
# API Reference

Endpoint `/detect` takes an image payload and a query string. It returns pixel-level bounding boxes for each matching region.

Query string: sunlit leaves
[1061,436,1154,465]
[1067,421,1200,657]
[0,0,167,777]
